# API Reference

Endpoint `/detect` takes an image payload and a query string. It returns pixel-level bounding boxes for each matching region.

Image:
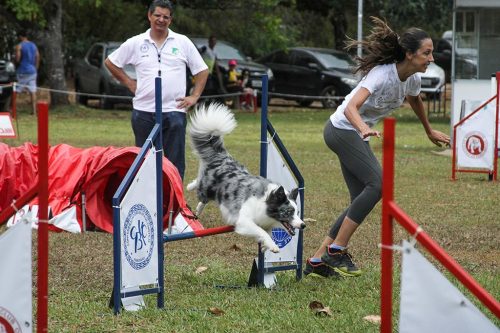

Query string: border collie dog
[187,103,305,253]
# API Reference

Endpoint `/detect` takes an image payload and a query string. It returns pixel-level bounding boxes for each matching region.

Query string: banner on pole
[120,150,159,290]
[0,112,16,138]
[0,214,32,333]
[264,138,300,263]
[456,101,496,170]
[399,240,498,333]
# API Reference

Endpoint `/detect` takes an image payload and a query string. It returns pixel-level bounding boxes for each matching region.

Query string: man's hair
[149,0,174,14]
[18,29,28,38]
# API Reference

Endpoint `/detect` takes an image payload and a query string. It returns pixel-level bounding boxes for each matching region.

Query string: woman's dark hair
[149,0,174,14]
[346,17,430,75]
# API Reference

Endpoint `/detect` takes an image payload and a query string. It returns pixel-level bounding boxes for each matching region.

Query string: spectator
[104,0,209,180]
[15,30,40,116]
[199,35,225,95]
[225,59,243,109]
[239,69,255,111]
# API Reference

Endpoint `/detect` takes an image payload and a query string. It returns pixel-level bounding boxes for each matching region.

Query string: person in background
[225,59,242,109]
[304,17,450,278]
[104,0,208,180]
[15,30,40,116]
[199,35,225,94]
[239,69,254,111]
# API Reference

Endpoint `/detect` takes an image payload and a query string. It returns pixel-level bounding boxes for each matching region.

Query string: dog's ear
[289,188,299,201]
[268,186,287,205]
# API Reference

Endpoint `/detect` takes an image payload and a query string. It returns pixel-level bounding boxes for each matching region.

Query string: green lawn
[2,103,499,332]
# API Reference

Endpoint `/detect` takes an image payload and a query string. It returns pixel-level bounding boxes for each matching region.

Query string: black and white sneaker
[303,259,340,278]
[321,247,362,277]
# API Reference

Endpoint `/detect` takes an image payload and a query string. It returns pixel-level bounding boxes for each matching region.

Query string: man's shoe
[321,247,362,277]
[303,259,340,278]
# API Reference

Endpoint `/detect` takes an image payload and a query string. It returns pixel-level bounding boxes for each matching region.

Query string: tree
[5,0,68,105]
[296,0,356,50]
[4,0,108,106]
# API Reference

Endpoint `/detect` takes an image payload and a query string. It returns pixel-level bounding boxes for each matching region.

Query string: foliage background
[1,0,453,81]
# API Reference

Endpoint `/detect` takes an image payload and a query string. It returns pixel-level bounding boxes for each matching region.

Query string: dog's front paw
[265,244,279,253]
[186,179,197,191]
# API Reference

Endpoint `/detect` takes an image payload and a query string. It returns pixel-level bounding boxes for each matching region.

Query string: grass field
[2,102,499,332]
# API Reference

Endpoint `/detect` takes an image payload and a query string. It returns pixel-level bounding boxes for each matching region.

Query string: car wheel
[298,99,313,107]
[321,86,339,109]
[99,86,113,110]
[74,79,88,105]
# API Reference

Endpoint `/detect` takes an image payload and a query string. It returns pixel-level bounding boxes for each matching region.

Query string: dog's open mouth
[281,221,295,236]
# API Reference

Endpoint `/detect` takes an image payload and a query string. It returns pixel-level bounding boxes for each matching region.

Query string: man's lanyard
[152,41,168,77]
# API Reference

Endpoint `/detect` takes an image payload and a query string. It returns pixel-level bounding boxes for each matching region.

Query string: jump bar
[163,225,235,243]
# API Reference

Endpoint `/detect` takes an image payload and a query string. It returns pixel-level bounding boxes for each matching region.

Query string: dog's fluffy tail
[189,102,237,161]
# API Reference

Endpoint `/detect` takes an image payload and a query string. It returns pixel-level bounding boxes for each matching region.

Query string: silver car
[73,42,136,109]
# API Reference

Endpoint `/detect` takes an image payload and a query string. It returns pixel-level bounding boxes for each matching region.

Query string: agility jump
[112,74,305,313]
[380,117,500,333]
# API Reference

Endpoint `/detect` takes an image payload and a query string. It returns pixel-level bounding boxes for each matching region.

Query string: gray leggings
[323,120,382,239]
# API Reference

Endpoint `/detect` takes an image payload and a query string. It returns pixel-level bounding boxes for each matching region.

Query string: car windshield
[215,42,246,60]
[313,51,354,70]
[192,38,247,61]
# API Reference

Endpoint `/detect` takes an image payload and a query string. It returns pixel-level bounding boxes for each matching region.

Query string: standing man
[15,30,40,116]
[200,35,225,94]
[105,0,209,180]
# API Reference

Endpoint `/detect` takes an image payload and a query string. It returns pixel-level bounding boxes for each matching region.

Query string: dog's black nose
[300,223,306,229]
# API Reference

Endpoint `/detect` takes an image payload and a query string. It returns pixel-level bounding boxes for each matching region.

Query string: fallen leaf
[309,301,332,317]
[195,266,208,274]
[363,315,381,324]
[229,244,242,251]
[309,301,324,310]
[208,307,225,316]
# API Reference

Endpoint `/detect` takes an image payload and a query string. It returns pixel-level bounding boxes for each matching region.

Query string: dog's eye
[279,206,294,219]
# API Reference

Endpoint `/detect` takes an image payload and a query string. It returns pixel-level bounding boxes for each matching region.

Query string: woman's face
[410,38,434,73]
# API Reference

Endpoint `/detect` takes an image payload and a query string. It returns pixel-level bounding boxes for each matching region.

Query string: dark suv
[256,47,358,108]
[0,58,17,112]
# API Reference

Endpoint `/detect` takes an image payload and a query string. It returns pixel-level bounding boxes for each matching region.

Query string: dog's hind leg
[234,220,279,253]
[186,179,198,191]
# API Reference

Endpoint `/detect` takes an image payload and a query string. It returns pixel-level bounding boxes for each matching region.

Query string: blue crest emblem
[123,203,155,270]
[271,227,292,248]
[140,43,149,53]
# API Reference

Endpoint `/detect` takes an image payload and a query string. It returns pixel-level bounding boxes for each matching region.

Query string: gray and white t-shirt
[330,63,421,139]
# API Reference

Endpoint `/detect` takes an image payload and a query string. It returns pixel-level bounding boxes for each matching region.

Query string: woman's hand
[427,129,450,147]
[360,126,381,139]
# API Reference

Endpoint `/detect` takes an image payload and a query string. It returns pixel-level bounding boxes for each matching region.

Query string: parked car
[256,47,358,108]
[432,36,477,82]
[73,42,135,109]
[189,37,274,104]
[0,58,16,112]
[420,62,446,99]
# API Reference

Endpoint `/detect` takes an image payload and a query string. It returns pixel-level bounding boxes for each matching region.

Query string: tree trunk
[39,0,68,106]
[329,10,348,51]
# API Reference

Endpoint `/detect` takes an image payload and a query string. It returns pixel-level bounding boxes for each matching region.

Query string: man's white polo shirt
[108,29,207,113]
